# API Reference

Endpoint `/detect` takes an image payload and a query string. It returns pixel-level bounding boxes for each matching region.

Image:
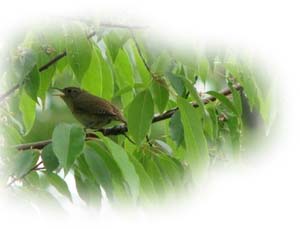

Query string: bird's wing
[74,93,118,117]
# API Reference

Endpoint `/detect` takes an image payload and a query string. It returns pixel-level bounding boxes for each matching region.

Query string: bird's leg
[146,135,153,147]
[122,133,136,145]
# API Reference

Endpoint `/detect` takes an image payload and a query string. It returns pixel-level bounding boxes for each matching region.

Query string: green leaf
[79,41,114,100]
[104,31,127,62]
[228,83,242,116]
[224,63,241,80]
[45,172,72,201]
[24,65,40,103]
[225,63,258,111]
[0,124,23,145]
[227,116,241,155]
[13,149,39,178]
[13,48,37,81]
[65,23,92,82]
[182,77,206,115]
[32,189,64,210]
[177,97,209,171]
[166,72,186,97]
[28,31,56,107]
[87,141,130,201]
[198,56,209,83]
[81,46,103,97]
[128,39,151,85]
[114,48,135,107]
[128,90,154,145]
[114,85,134,98]
[154,140,173,155]
[206,104,219,140]
[182,77,215,139]
[19,89,36,135]
[143,158,167,196]
[129,154,157,201]
[241,76,259,111]
[114,49,134,87]
[86,141,130,201]
[44,24,68,72]
[151,52,171,74]
[169,111,184,147]
[259,83,277,135]
[75,154,94,178]
[41,143,59,172]
[37,62,55,108]
[99,54,114,100]
[206,91,238,115]
[151,79,169,113]
[52,123,85,175]
[154,154,183,188]
[84,144,113,198]
[24,171,40,187]
[86,141,124,182]
[103,138,140,201]
[203,112,214,140]
[74,169,102,208]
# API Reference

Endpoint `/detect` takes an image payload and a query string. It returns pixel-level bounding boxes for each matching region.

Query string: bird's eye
[67,89,71,93]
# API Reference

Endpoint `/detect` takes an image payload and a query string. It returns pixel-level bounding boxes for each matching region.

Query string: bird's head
[52,87,84,107]
[53,87,82,98]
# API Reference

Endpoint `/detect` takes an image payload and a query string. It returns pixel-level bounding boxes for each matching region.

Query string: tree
[0,18,275,209]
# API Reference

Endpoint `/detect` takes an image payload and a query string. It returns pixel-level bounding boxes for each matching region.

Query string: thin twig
[100,22,148,30]
[0,84,20,103]
[38,51,67,72]
[130,30,152,74]
[6,161,43,187]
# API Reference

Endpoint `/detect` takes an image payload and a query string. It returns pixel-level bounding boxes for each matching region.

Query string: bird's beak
[51,87,65,97]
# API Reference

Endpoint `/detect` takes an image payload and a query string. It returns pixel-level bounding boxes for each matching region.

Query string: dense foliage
[0,19,275,209]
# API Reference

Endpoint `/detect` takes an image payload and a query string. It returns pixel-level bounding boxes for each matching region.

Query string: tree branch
[13,84,242,151]
[15,139,52,151]
[0,30,97,103]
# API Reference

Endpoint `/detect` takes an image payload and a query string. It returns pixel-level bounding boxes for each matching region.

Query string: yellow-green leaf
[177,97,209,171]
[128,90,154,145]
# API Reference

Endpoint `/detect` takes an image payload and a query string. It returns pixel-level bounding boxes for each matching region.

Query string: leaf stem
[130,30,152,75]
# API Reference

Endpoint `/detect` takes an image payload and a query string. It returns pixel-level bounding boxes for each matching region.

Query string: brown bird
[53,87,127,129]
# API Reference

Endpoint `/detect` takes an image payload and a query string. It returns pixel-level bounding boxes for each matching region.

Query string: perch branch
[15,139,52,151]
[13,84,242,151]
